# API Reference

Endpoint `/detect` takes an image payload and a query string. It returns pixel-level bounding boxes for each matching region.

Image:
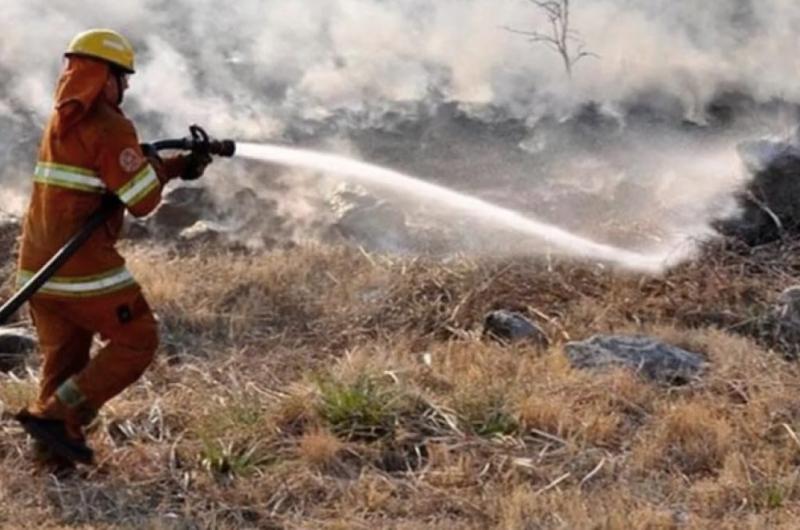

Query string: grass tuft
[317,374,402,441]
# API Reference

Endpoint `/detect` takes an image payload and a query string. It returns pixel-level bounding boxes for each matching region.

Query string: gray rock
[150,186,216,232]
[0,327,36,372]
[179,220,224,246]
[328,184,409,252]
[565,335,706,384]
[775,286,800,326]
[122,219,151,241]
[770,286,800,358]
[0,214,20,293]
[219,189,288,246]
[0,212,20,261]
[483,310,548,346]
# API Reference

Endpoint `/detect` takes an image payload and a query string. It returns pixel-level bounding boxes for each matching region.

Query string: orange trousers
[28,288,158,422]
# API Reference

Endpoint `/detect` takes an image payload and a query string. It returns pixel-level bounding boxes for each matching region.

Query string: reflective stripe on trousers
[17,267,136,297]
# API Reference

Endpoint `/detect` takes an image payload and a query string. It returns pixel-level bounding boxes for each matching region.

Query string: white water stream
[236,142,679,273]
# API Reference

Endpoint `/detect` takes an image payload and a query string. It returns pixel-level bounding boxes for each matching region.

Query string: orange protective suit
[18,57,185,435]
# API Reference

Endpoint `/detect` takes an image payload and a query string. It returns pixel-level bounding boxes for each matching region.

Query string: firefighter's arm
[97,123,163,218]
[139,144,190,183]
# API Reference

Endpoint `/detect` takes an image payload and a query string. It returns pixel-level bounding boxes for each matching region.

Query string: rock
[483,310,548,346]
[122,219,151,241]
[150,186,216,233]
[775,286,800,325]
[219,189,288,245]
[179,220,224,246]
[0,212,20,262]
[565,335,706,384]
[0,327,36,372]
[328,184,409,252]
[770,286,800,358]
[0,213,21,296]
[715,139,800,245]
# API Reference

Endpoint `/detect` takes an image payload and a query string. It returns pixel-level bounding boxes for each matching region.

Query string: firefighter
[14,29,211,465]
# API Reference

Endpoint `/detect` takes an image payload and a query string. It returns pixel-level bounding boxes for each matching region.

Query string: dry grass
[1,236,800,528]
[638,401,733,476]
[297,429,344,470]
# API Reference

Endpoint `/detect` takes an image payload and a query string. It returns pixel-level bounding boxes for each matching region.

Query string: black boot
[15,410,94,465]
[31,440,78,476]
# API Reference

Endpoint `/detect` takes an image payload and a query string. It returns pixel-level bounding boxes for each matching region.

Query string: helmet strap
[115,74,124,105]
[110,67,125,105]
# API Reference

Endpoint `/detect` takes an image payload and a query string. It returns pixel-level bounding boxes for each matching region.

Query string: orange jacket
[18,57,185,298]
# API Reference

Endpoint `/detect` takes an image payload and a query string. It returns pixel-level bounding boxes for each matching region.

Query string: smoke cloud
[1,0,798,259]
[3,1,798,134]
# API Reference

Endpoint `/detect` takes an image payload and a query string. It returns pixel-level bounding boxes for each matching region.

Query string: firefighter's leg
[20,289,157,464]
[25,296,94,436]
[28,297,93,409]
[56,289,159,412]
[20,297,95,465]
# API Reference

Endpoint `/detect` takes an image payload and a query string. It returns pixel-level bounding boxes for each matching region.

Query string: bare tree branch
[505,0,598,79]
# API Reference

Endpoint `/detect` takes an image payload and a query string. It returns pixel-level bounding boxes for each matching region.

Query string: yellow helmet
[65,29,135,73]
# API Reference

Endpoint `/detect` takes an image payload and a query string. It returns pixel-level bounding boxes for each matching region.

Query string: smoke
[1,0,799,260]
[2,1,799,131]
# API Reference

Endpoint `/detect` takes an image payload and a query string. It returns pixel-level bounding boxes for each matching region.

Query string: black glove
[181,151,213,181]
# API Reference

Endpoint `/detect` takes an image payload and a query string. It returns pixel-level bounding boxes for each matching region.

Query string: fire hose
[0,125,235,325]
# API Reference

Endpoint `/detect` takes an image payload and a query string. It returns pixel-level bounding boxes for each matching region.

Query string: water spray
[233,142,675,273]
